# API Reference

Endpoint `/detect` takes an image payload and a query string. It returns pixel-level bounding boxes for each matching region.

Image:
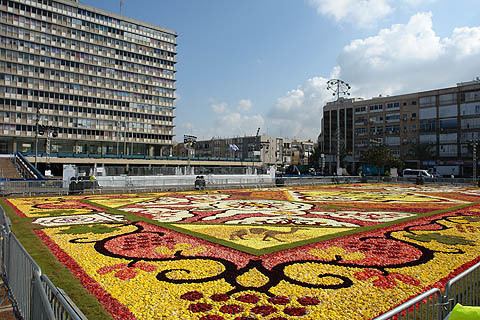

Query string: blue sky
[81,0,480,141]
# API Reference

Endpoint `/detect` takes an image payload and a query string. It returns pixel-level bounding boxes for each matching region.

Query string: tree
[309,146,321,168]
[407,143,435,169]
[361,145,397,178]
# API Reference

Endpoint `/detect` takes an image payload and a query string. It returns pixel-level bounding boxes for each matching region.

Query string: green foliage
[361,145,400,175]
[407,143,435,168]
[405,232,475,246]
[60,224,122,235]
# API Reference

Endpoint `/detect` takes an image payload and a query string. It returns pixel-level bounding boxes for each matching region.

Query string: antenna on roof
[119,0,124,15]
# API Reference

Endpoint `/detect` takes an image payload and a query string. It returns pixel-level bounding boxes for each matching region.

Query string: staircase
[0,158,22,180]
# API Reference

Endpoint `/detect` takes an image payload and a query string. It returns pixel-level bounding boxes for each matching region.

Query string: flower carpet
[4,184,480,320]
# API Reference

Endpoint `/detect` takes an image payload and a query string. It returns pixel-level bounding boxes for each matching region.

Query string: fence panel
[41,275,87,320]
[374,288,443,320]
[0,206,86,320]
[6,233,41,319]
[443,261,480,316]
[31,271,55,320]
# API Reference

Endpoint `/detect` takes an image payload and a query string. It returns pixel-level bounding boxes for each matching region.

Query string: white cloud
[211,102,227,114]
[191,99,264,139]
[337,12,480,97]
[402,0,436,6]
[307,0,437,27]
[237,99,253,112]
[215,112,265,137]
[268,76,333,139]
[266,12,480,140]
[308,0,393,27]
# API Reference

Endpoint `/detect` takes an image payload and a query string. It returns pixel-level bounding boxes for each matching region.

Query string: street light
[469,140,478,183]
[326,79,351,175]
[34,104,41,168]
[184,134,197,175]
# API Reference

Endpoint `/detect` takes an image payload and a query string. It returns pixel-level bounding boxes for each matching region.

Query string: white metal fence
[375,261,480,320]
[0,206,87,320]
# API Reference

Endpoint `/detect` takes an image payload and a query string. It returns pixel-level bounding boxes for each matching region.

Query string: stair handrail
[15,152,45,180]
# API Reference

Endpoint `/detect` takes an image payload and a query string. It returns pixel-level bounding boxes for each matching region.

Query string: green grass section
[0,199,113,320]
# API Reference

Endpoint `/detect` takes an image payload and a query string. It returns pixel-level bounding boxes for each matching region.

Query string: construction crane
[120,0,124,15]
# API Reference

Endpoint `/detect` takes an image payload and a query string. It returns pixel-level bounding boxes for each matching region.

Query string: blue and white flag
[229,144,240,151]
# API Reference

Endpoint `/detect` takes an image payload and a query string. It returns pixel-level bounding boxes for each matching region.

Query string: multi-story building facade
[321,79,480,176]
[188,135,277,165]
[0,0,176,158]
[178,135,315,167]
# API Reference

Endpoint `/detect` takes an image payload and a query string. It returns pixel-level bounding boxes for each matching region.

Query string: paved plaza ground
[3,184,480,319]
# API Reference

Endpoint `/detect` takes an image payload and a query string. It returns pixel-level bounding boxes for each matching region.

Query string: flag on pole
[229,144,239,151]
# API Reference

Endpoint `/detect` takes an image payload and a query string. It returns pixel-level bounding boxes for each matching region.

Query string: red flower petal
[219,304,244,314]
[200,316,224,320]
[181,291,204,301]
[114,268,137,280]
[284,307,307,316]
[268,296,290,305]
[297,296,320,306]
[211,293,230,302]
[251,305,277,316]
[235,294,260,304]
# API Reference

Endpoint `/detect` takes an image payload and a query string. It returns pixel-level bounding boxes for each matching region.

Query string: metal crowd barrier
[375,261,480,320]
[0,206,87,320]
[0,180,67,196]
[374,288,443,320]
[443,261,480,313]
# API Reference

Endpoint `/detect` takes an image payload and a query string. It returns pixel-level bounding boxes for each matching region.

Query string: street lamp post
[472,141,478,183]
[184,134,197,175]
[34,104,40,168]
[326,79,351,175]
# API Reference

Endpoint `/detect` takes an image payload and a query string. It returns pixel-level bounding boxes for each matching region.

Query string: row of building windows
[0,9,175,58]
[1,72,174,101]
[0,24,175,73]
[419,103,480,119]
[0,31,174,75]
[2,87,175,109]
[3,0,176,44]
[386,102,400,109]
[1,46,174,85]
[0,60,173,91]
[0,111,172,133]
[369,104,383,111]
[0,99,174,122]
[1,77,171,105]
[0,123,173,141]
[419,118,459,132]
[1,61,174,94]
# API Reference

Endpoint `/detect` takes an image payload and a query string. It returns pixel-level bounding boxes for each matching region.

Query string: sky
[81,0,480,141]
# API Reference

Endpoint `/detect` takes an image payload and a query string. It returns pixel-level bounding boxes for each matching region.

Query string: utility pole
[326,79,351,175]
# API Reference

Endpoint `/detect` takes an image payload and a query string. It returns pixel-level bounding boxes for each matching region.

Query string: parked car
[402,169,433,178]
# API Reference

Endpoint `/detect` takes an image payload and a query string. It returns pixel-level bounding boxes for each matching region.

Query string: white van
[402,169,433,178]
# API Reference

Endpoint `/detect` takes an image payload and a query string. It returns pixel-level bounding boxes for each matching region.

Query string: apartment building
[321,79,480,176]
[0,0,176,157]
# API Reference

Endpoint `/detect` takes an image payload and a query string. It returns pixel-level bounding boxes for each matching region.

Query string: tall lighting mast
[326,79,351,175]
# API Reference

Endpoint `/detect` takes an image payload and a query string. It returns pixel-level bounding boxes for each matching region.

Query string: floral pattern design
[5,184,480,320]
